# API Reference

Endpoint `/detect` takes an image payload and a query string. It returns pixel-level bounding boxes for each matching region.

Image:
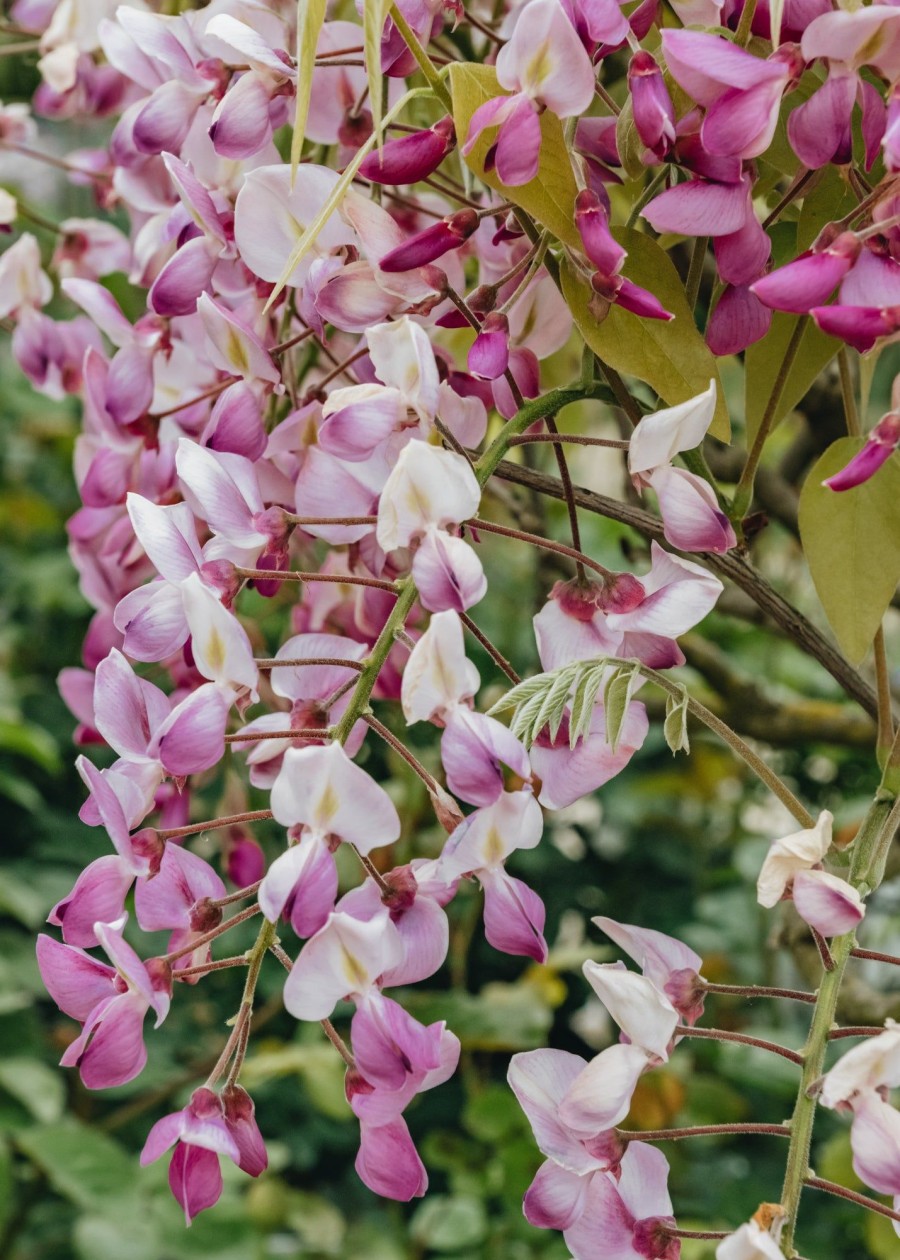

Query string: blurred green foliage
[1,334,894,1258]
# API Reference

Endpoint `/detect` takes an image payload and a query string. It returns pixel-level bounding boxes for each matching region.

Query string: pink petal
[150,683,229,777]
[643,178,749,237]
[440,708,531,808]
[850,1094,900,1196]
[135,843,225,932]
[494,97,543,187]
[36,934,115,1021]
[480,867,548,962]
[149,236,217,317]
[563,1171,636,1260]
[524,1159,590,1230]
[706,284,772,356]
[351,993,443,1090]
[531,704,649,810]
[168,1143,223,1225]
[787,70,856,170]
[646,465,737,554]
[412,529,487,614]
[209,71,273,159]
[792,869,865,937]
[810,304,895,354]
[48,855,135,948]
[77,991,149,1089]
[355,1117,428,1201]
[702,77,785,159]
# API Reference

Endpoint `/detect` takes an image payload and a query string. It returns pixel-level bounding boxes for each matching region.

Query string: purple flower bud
[575,189,626,276]
[628,51,675,160]
[467,312,510,380]
[379,209,479,273]
[222,1084,268,1177]
[359,116,456,185]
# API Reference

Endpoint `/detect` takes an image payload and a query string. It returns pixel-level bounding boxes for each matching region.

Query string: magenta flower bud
[824,412,900,491]
[222,1084,268,1177]
[467,312,510,380]
[628,51,675,160]
[811,303,900,354]
[359,115,456,185]
[379,209,479,273]
[575,189,625,276]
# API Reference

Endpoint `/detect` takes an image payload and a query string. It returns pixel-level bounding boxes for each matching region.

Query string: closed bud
[359,116,456,185]
[576,189,626,276]
[379,209,479,273]
[628,51,675,160]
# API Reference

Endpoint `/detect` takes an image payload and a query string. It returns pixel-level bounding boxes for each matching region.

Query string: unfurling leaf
[291,0,328,179]
[603,663,642,752]
[663,690,690,755]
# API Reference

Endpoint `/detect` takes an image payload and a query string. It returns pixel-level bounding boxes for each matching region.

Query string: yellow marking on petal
[225,325,250,375]
[340,945,369,991]
[315,780,340,829]
[483,823,505,867]
[205,627,226,676]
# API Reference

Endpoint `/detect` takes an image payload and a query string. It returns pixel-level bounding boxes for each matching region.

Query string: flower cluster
[4,0,900,1245]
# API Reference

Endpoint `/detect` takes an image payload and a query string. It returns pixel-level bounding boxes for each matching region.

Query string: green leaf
[488,672,551,717]
[0,1058,65,1123]
[569,660,609,747]
[614,98,645,182]
[0,718,60,771]
[744,313,839,443]
[363,0,392,151]
[530,663,577,743]
[798,438,900,665]
[448,62,580,249]
[663,690,690,755]
[797,167,857,252]
[291,0,329,178]
[560,252,729,440]
[16,1120,138,1210]
[603,663,641,752]
[411,1195,488,1252]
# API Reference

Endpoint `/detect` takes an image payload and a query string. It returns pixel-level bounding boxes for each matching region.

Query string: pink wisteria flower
[628,382,737,554]
[37,916,170,1089]
[756,809,865,937]
[463,0,596,186]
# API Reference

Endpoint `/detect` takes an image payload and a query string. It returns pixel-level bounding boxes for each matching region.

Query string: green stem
[778,795,894,1256]
[685,236,708,312]
[641,665,814,826]
[391,2,453,107]
[732,317,807,521]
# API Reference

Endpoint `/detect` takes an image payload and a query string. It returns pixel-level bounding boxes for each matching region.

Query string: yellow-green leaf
[291,0,328,178]
[797,166,856,252]
[449,62,580,249]
[364,0,393,148]
[744,313,839,443]
[561,245,729,439]
[798,437,900,665]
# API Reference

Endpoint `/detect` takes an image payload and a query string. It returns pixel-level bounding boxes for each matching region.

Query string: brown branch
[492,460,878,720]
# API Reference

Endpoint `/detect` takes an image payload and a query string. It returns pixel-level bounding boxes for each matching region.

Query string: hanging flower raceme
[462,0,596,186]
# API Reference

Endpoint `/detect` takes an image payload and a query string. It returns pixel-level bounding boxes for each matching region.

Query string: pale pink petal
[356,1117,428,1201]
[270,743,401,853]
[524,1159,590,1230]
[480,867,547,962]
[558,1042,652,1133]
[149,682,230,777]
[36,934,115,1021]
[412,529,487,613]
[49,855,135,948]
[792,869,865,937]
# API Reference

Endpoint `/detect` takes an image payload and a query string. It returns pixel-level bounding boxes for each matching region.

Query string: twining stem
[873,626,894,764]
[827,1026,884,1040]
[805,1177,900,1225]
[159,904,262,963]
[674,1025,804,1066]
[364,713,442,793]
[732,317,807,521]
[459,611,521,684]
[778,794,894,1257]
[640,665,815,827]
[472,517,613,579]
[506,433,630,450]
[224,728,331,744]
[851,946,900,966]
[621,1123,791,1141]
[233,567,398,592]
[255,657,365,671]
[703,982,816,1004]
[685,236,708,312]
[544,414,586,581]
[159,810,273,840]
